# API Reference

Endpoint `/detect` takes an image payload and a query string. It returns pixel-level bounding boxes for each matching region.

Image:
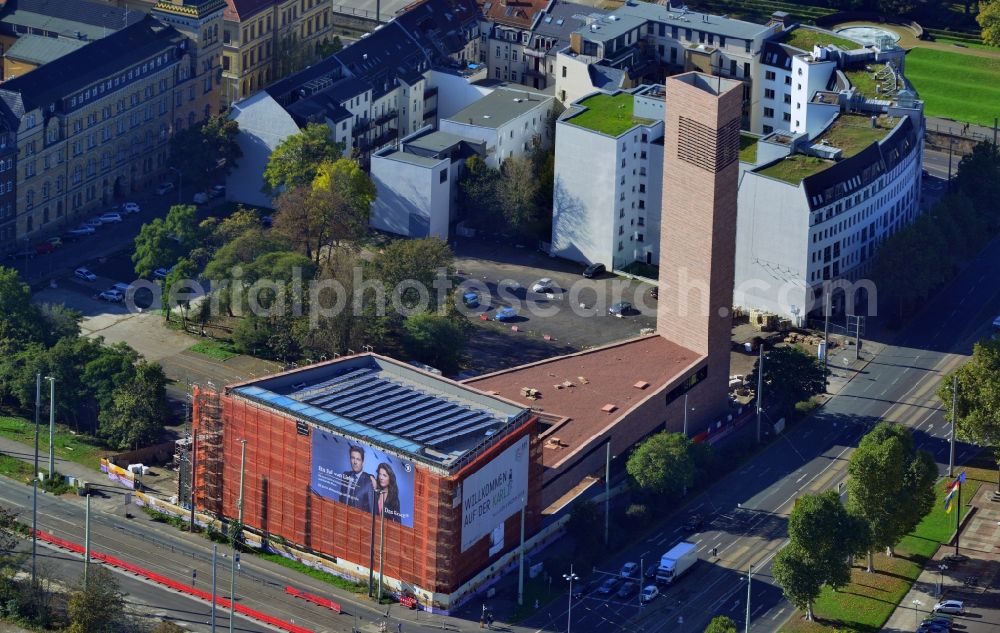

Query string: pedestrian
[398,623,403,633]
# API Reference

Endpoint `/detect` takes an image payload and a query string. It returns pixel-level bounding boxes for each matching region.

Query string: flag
[943,472,965,514]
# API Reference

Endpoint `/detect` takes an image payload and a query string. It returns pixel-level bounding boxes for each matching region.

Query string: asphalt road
[517,235,1000,633]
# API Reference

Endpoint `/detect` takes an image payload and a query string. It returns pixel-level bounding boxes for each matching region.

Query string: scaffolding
[194,382,225,517]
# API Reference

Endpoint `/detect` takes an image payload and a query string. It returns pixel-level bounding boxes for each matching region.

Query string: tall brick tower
[657,73,743,421]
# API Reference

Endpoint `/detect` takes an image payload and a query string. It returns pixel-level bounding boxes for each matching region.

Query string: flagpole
[954,475,961,557]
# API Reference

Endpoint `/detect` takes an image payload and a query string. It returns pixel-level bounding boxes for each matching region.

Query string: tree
[402,312,466,375]
[787,490,865,591]
[66,566,129,633]
[164,204,204,256]
[98,361,170,450]
[626,432,695,498]
[317,35,343,58]
[0,267,56,352]
[704,615,738,633]
[846,422,937,571]
[312,158,376,246]
[772,544,824,621]
[0,505,20,570]
[459,155,504,231]
[167,114,242,188]
[939,338,1000,491]
[746,345,826,414]
[366,238,454,314]
[132,218,180,279]
[498,156,541,232]
[955,141,1000,227]
[262,123,342,194]
[566,500,603,569]
[162,258,200,325]
[979,0,1000,46]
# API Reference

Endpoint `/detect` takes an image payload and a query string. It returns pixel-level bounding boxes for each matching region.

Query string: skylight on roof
[545,16,552,23]
[556,19,564,25]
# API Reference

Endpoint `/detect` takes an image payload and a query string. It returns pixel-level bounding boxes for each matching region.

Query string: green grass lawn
[758,155,834,184]
[784,27,860,52]
[740,133,759,163]
[567,92,654,137]
[819,115,898,157]
[0,415,108,471]
[905,48,1000,127]
[187,339,239,361]
[781,467,991,632]
[0,453,36,483]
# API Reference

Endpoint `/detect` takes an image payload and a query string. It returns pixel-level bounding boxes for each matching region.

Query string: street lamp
[912,599,922,627]
[563,566,579,633]
[937,563,948,597]
[168,166,182,205]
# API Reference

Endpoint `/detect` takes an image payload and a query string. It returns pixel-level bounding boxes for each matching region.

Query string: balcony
[373,110,398,126]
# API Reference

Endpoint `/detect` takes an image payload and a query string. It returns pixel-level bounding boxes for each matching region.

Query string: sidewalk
[926,115,997,143]
[882,485,1000,632]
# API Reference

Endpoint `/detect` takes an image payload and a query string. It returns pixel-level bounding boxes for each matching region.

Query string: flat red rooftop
[466,336,703,468]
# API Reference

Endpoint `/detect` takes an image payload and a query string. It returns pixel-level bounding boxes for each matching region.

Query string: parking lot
[453,237,658,375]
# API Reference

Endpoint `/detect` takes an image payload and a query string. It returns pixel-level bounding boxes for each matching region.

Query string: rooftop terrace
[566,92,654,137]
[757,114,898,183]
[845,64,899,99]
[782,27,861,52]
[739,133,759,163]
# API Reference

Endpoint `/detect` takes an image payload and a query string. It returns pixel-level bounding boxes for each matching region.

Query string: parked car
[34,242,56,255]
[649,285,658,300]
[46,237,63,248]
[210,184,226,198]
[112,282,132,295]
[619,562,639,578]
[932,600,964,615]
[98,289,124,303]
[155,182,175,195]
[609,301,633,317]
[98,212,122,223]
[616,581,637,600]
[122,202,141,214]
[684,513,704,531]
[74,267,97,282]
[643,564,658,580]
[462,291,480,308]
[192,192,209,205]
[572,579,599,600]
[596,577,621,596]
[583,262,606,278]
[493,306,518,322]
[83,218,103,229]
[530,278,554,293]
[639,585,659,604]
[69,225,96,236]
[916,621,950,633]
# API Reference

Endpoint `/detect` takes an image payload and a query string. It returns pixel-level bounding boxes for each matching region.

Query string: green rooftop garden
[758,154,833,184]
[845,64,899,99]
[757,114,899,184]
[818,114,898,157]
[783,27,861,52]
[739,133,759,163]
[569,92,654,137]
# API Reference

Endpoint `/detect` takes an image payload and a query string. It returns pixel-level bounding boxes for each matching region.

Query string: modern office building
[550,85,663,269]
[0,1,223,251]
[191,353,541,613]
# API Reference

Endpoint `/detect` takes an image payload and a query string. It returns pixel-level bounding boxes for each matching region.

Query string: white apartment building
[554,3,778,130]
[734,43,924,322]
[550,85,664,269]
[439,87,554,167]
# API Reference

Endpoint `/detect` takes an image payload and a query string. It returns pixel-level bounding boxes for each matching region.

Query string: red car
[34,242,56,255]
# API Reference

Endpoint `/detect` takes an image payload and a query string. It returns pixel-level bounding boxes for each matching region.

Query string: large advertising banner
[461,435,530,552]
[311,430,416,528]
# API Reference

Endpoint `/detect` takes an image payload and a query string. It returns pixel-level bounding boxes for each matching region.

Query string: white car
[69,226,95,236]
[932,600,964,614]
[192,192,209,205]
[99,289,124,302]
[74,267,97,282]
[639,585,659,604]
[98,212,122,223]
[531,278,554,294]
[156,182,175,195]
[620,561,639,578]
[123,202,140,214]
[83,218,103,228]
[153,267,170,279]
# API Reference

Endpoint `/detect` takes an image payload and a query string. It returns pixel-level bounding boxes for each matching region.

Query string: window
[561,66,567,78]
[439,168,448,183]
[764,89,775,99]
[763,107,774,118]
[783,112,791,122]
[784,93,791,104]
